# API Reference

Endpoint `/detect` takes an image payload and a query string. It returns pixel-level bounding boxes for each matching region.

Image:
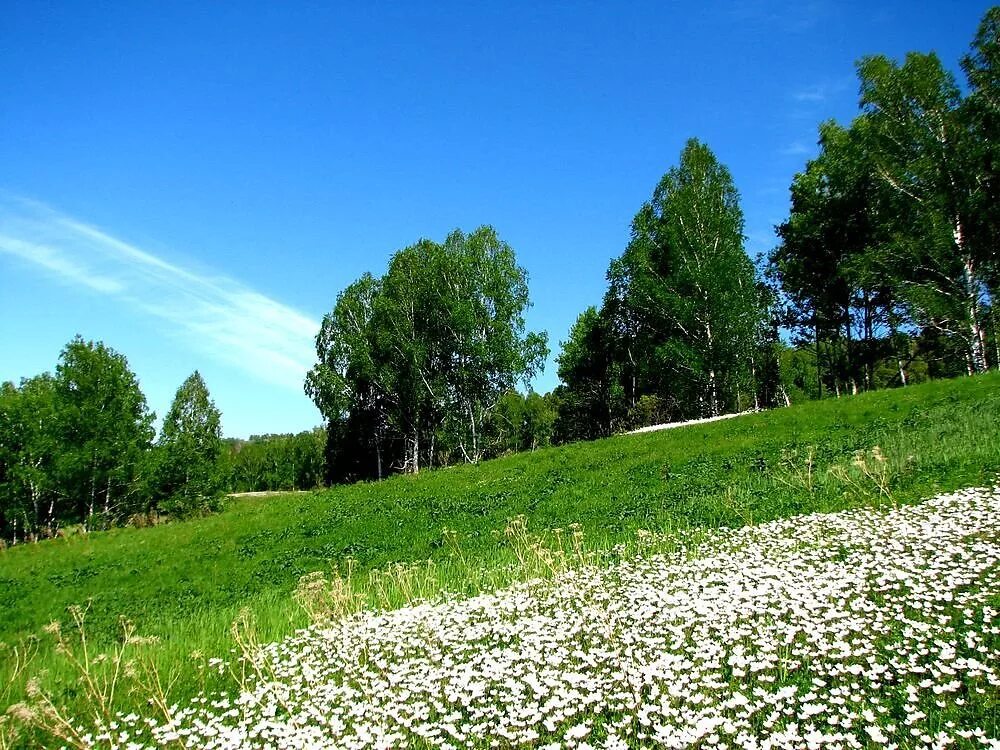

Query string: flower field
[89,486,1000,749]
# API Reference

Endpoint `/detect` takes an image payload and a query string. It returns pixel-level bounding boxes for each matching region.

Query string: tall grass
[1,373,999,745]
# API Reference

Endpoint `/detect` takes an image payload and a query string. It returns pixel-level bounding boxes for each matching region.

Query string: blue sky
[1,1,992,438]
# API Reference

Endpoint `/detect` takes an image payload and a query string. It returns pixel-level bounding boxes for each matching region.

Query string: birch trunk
[87,456,97,532]
[469,403,479,464]
[778,384,792,408]
[104,475,112,518]
[993,305,1000,370]
[30,481,40,537]
[956,220,987,374]
[705,320,718,417]
[815,323,823,399]
[410,428,420,474]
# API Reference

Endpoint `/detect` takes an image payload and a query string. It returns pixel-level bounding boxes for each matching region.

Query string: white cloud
[0,196,318,392]
[0,234,126,294]
[790,76,854,106]
[726,0,829,32]
[779,141,812,157]
[793,87,827,103]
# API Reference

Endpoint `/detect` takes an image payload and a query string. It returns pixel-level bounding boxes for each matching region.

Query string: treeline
[768,9,1000,395]
[551,8,1000,439]
[307,8,1000,476]
[0,338,325,543]
[306,153,770,478]
[219,430,325,493]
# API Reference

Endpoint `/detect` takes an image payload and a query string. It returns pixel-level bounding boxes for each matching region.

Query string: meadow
[2,372,1000,747]
[75,486,1000,749]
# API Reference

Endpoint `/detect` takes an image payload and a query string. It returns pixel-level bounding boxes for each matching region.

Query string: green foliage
[1,340,330,542]
[771,120,903,394]
[154,372,223,517]
[771,9,1000,389]
[963,7,1000,277]
[307,226,548,479]
[0,375,59,541]
[611,138,765,417]
[52,338,156,529]
[554,306,624,441]
[219,428,326,492]
[2,372,999,731]
[1,337,158,538]
[558,140,770,440]
[486,389,556,454]
[0,338,162,540]
[858,50,992,373]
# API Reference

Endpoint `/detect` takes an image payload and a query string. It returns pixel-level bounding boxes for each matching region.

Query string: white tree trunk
[778,385,792,408]
[993,305,1000,370]
[468,402,479,464]
[410,428,420,475]
[704,320,718,417]
[956,220,987,374]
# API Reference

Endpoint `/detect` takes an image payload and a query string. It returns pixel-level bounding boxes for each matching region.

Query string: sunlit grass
[1,373,999,746]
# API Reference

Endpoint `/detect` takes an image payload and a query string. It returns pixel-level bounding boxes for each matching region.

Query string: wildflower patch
[76,487,1000,748]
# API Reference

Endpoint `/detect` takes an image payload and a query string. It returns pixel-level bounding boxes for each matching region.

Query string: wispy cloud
[725,0,830,32]
[779,141,813,157]
[789,77,855,108]
[793,86,827,103]
[0,196,318,392]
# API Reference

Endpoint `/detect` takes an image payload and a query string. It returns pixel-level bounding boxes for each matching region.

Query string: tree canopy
[556,140,770,440]
[307,226,548,480]
[155,371,223,516]
[769,9,1000,388]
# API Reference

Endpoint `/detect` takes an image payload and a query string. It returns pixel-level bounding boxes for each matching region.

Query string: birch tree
[53,337,155,528]
[306,273,394,480]
[554,306,624,440]
[609,139,765,417]
[155,371,223,516]
[858,52,991,373]
[307,227,547,478]
[771,120,906,393]
[0,375,59,540]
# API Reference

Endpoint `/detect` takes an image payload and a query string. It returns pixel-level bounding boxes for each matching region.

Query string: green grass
[2,373,999,741]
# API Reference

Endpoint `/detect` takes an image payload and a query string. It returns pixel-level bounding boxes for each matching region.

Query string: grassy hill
[2,372,999,736]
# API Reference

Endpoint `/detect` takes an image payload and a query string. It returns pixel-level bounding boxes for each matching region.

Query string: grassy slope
[3,373,999,641]
[1,373,999,718]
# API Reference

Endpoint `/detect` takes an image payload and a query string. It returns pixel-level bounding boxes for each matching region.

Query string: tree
[963,6,1000,288]
[770,9,1000,385]
[217,429,326,493]
[771,120,905,394]
[520,391,556,451]
[0,375,59,541]
[553,306,624,441]
[607,139,766,417]
[486,390,556,455]
[52,337,155,528]
[858,51,992,373]
[306,273,391,481]
[963,7,1000,368]
[156,371,223,516]
[554,140,769,439]
[427,228,549,463]
[307,226,548,479]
